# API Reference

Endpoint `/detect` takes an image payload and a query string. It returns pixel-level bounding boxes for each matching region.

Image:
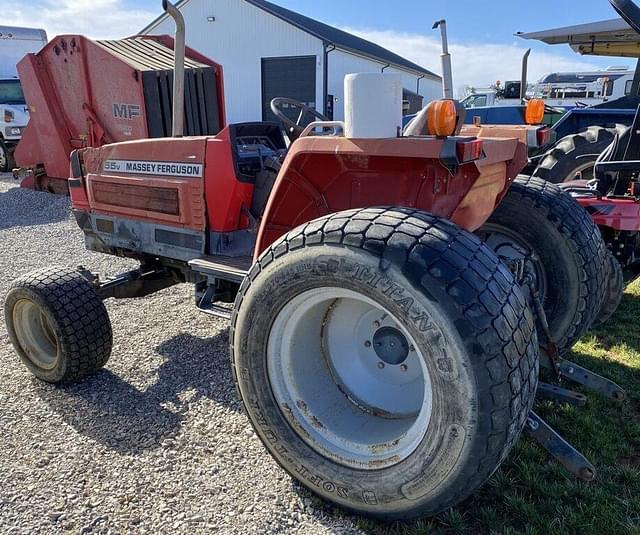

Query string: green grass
[355,281,640,535]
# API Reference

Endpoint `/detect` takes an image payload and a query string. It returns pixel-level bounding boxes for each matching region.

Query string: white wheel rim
[267,288,433,470]
[12,299,60,370]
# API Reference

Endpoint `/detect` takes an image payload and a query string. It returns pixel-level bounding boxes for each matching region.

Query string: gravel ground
[0,173,365,535]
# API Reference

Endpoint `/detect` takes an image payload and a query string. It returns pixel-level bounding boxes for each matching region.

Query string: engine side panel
[82,137,208,231]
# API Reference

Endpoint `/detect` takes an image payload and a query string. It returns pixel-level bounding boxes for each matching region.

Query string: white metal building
[140,0,442,123]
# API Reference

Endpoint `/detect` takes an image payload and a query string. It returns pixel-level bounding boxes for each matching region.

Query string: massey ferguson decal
[103,160,203,178]
[112,103,141,120]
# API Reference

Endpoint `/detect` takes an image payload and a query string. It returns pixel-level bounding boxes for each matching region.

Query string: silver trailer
[0,26,47,171]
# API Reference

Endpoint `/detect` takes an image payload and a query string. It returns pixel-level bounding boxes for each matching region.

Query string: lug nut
[377,362,385,369]
[364,341,371,348]
[373,320,381,328]
[400,364,408,372]
[409,345,415,352]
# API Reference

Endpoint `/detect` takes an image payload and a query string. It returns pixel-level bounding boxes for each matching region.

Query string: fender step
[188,255,251,284]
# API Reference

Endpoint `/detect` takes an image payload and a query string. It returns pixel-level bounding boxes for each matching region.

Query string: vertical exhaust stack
[433,19,453,99]
[521,49,531,101]
[162,0,186,137]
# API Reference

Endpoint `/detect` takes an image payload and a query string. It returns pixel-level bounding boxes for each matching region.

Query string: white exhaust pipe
[521,49,531,101]
[162,0,186,137]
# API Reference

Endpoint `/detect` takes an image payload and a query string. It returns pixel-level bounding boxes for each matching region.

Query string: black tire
[594,251,624,326]
[5,266,112,383]
[533,126,623,184]
[479,176,607,356]
[0,139,9,173]
[231,208,539,520]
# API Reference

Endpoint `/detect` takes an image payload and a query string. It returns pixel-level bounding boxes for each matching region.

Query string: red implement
[15,34,225,193]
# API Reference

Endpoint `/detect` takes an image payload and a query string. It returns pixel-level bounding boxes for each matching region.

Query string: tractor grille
[97,38,222,138]
[92,181,179,215]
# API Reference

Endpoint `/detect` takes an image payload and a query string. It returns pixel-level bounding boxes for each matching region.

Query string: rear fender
[576,196,640,232]
[254,136,526,259]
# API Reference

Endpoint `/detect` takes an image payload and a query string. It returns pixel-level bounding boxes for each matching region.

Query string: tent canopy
[517,17,640,58]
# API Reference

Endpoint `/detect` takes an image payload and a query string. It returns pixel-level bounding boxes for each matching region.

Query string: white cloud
[3,2,626,96]
[4,0,157,40]
[341,27,609,96]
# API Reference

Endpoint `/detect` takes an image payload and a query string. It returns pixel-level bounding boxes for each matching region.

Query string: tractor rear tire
[5,266,113,383]
[231,207,539,520]
[479,176,607,356]
[532,126,623,183]
[594,251,624,326]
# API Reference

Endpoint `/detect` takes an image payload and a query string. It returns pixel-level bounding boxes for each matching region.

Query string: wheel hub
[480,225,547,298]
[372,327,409,365]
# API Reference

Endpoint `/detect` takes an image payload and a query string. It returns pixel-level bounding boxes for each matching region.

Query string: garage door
[262,56,317,123]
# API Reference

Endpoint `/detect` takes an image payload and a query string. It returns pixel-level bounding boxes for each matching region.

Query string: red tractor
[3,1,625,520]
[513,0,640,320]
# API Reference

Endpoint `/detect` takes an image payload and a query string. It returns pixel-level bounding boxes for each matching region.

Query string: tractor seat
[593,124,633,196]
[251,155,283,217]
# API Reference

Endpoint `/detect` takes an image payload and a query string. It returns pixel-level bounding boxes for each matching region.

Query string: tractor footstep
[526,410,596,481]
[536,382,587,407]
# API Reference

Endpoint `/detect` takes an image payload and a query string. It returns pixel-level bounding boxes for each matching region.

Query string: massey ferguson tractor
[3,0,627,521]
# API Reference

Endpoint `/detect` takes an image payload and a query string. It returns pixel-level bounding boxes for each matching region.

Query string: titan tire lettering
[395,296,414,313]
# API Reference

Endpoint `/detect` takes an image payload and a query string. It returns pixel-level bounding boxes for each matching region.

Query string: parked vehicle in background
[518,11,640,183]
[461,81,525,109]
[0,26,47,171]
[532,66,635,109]
[463,15,640,179]
[459,51,567,130]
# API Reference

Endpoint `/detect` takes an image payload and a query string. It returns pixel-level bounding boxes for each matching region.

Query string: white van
[0,26,47,171]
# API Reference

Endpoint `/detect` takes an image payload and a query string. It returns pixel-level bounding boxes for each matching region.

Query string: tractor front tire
[479,176,607,355]
[595,251,624,326]
[231,208,539,520]
[5,266,113,383]
[0,139,9,173]
[532,126,622,184]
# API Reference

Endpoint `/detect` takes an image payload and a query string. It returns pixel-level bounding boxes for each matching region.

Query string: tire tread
[230,208,539,518]
[6,266,112,382]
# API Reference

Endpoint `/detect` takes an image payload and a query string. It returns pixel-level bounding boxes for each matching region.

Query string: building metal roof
[140,0,440,79]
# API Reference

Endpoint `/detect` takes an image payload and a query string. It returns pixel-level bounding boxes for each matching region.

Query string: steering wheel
[270,97,329,141]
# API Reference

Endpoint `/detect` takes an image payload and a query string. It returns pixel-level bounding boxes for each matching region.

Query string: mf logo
[112,103,141,120]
